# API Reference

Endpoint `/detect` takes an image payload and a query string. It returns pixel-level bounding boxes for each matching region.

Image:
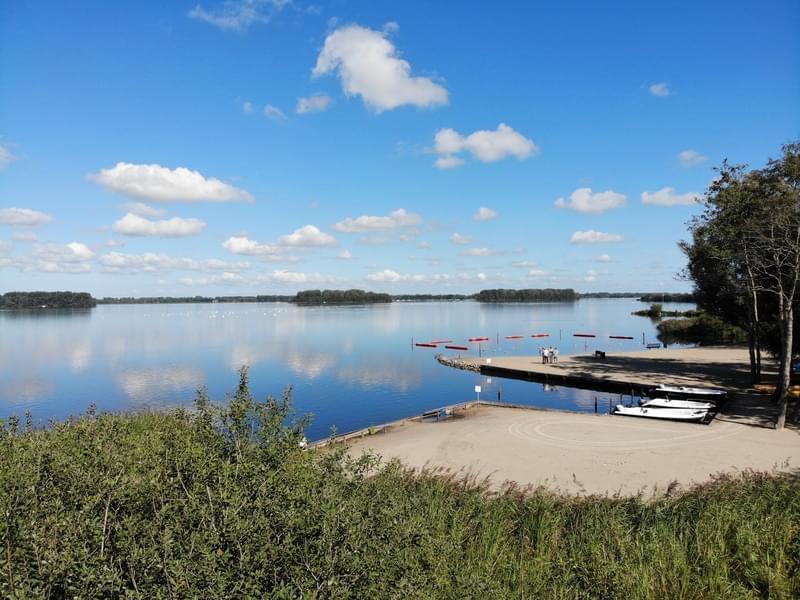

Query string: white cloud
[0,207,54,226]
[90,162,254,203]
[0,144,16,168]
[122,202,167,218]
[554,188,626,214]
[648,82,672,97]
[449,232,472,245]
[511,260,538,268]
[105,239,125,248]
[417,241,431,249]
[528,269,549,278]
[678,149,708,167]
[99,252,249,273]
[242,100,254,114]
[222,235,298,262]
[433,124,536,167]
[641,187,701,206]
[313,24,448,112]
[337,250,353,260]
[262,270,335,284]
[188,0,288,32]
[434,155,464,169]
[112,213,206,237]
[9,241,95,273]
[12,231,37,242]
[278,224,337,247]
[593,254,613,263]
[264,104,286,120]
[473,206,497,221]
[333,208,421,232]
[584,269,598,282]
[178,272,243,287]
[570,230,623,244]
[296,94,331,114]
[461,247,499,257]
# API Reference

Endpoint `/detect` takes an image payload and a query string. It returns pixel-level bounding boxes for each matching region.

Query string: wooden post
[594,397,598,413]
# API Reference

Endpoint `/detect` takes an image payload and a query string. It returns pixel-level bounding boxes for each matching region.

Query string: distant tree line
[0,291,96,309]
[638,293,696,303]
[393,294,471,301]
[294,289,392,305]
[474,288,578,302]
[98,295,293,304]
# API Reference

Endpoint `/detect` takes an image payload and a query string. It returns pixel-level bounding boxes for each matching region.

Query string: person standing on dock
[553,347,559,363]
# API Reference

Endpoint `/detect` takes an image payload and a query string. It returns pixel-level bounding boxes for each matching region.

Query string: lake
[0,298,693,440]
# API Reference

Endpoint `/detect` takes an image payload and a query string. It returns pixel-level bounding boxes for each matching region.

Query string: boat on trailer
[614,404,709,422]
[639,397,716,410]
[649,384,727,399]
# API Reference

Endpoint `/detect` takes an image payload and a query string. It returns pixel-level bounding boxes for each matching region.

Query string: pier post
[594,397,597,413]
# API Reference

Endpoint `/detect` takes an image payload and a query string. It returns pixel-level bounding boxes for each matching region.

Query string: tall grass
[1,368,798,598]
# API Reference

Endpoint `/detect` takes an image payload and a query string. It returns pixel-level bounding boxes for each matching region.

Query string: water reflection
[117,367,205,408]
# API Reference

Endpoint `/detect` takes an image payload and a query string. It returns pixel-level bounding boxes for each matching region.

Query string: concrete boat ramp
[441,346,758,395]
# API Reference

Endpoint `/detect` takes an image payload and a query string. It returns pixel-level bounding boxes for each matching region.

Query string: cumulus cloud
[13,231,37,242]
[188,0,288,32]
[278,224,337,247]
[528,269,549,278]
[648,82,672,97]
[678,149,709,167]
[593,254,613,262]
[264,104,286,120]
[122,202,167,218]
[434,155,465,169]
[570,230,623,244]
[333,208,421,233]
[0,207,54,226]
[8,242,95,273]
[222,235,299,262]
[179,272,243,286]
[90,162,254,203]
[554,188,626,213]
[473,206,497,221]
[511,260,538,268]
[261,270,336,284]
[296,94,331,114]
[449,233,472,245]
[99,252,249,273]
[433,124,536,168]
[112,213,206,237]
[242,100,254,113]
[337,250,353,260]
[641,187,701,206]
[461,247,500,257]
[0,143,16,168]
[417,241,431,249]
[313,24,448,112]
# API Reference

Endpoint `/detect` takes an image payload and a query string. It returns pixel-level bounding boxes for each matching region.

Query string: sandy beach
[345,346,799,495]
[347,403,798,495]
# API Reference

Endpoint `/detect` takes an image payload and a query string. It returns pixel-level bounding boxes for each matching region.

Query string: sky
[1,0,798,296]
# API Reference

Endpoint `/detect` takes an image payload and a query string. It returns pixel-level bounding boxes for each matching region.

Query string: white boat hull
[614,404,708,422]
[640,398,715,410]
[651,384,727,399]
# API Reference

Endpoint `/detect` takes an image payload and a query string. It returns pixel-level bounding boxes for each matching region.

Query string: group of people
[540,346,559,364]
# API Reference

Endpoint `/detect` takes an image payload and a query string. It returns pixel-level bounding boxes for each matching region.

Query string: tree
[681,143,800,428]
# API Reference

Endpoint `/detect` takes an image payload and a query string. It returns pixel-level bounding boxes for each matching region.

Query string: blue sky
[1,0,798,296]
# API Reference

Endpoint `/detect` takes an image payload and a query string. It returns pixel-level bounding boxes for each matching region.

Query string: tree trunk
[775,304,793,430]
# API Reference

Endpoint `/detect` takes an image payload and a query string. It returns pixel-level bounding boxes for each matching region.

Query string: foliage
[2,371,798,598]
[475,288,577,302]
[0,291,96,309]
[98,295,293,304]
[638,293,695,303]
[293,289,392,305]
[657,313,747,346]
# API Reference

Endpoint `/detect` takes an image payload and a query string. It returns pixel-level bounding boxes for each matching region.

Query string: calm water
[0,299,693,440]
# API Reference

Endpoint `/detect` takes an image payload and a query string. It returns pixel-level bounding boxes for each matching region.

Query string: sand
[346,404,799,496]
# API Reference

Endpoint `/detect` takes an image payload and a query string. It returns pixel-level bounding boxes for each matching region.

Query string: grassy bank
[1,371,798,598]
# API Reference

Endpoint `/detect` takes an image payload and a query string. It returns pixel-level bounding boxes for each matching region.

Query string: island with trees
[474,288,578,302]
[0,291,96,309]
[293,289,392,305]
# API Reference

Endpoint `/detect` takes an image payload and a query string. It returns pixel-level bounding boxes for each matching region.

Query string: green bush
[1,369,798,598]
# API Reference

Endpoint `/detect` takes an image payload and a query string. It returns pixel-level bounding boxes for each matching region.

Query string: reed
[1,368,797,598]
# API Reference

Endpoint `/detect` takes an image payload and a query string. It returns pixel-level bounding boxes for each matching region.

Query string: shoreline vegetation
[2,370,797,597]
[3,289,696,308]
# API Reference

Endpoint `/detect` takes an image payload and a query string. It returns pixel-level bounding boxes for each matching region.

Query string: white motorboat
[614,404,708,422]
[639,397,715,410]
[650,384,727,399]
